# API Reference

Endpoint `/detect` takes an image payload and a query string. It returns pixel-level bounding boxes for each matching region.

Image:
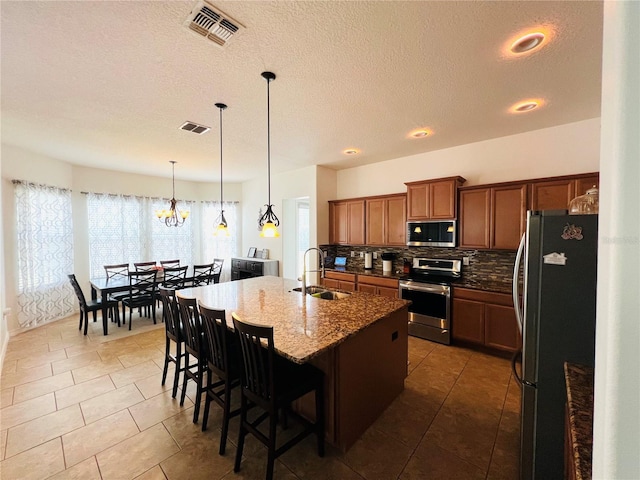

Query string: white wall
[241,165,321,276]
[592,1,640,478]
[1,144,243,335]
[335,118,601,198]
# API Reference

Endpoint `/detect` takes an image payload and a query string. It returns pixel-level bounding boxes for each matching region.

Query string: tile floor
[0,310,521,480]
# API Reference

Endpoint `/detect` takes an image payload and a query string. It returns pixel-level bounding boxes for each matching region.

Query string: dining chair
[177,295,207,423]
[199,302,241,454]
[161,265,188,290]
[134,261,157,271]
[212,258,224,284]
[160,259,181,268]
[104,263,129,279]
[103,263,130,310]
[232,313,325,480]
[159,287,185,398]
[192,263,214,286]
[68,274,119,335]
[121,270,158,330]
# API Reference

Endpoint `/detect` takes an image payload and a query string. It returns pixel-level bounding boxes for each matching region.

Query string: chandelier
[258,71,280,238]
[214,102,230,236]
[155,160,189,227]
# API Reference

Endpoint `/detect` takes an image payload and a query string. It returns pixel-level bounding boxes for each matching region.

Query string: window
[87,194,235,280]
[13,181,75,328]
[87,193,196,278]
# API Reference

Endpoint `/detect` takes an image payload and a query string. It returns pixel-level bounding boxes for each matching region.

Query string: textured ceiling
[1,1,603,183]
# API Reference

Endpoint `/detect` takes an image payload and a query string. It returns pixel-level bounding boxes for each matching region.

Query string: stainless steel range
[398,257,462,344]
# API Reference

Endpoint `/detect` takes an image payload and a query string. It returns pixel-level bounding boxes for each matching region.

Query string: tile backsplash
[320,244,516,283]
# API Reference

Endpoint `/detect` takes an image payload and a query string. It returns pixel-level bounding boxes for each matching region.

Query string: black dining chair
[68,274,119,335]
[121,270,158,330]
[177,295,207,423]
[192,263,214,286]
[232,313,325,480]
[212,258,224,284]
[134,261,157,271]
[159,287,185,398]
[103,263,130,310]
[199,302,241,454]
[162,265,188,290]
[160,259,180,268]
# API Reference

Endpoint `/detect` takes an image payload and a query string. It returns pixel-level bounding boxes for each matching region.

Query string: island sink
[291,286,351,300]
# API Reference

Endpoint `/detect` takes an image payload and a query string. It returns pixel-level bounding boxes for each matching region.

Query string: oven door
[399,280,451,344]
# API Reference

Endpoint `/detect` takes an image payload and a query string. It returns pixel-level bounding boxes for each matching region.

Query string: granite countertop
[564,362,594,480]
[325,266,513,294]
[178,276,410,365]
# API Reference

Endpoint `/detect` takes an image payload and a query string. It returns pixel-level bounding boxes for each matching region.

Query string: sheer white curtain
[201,201,240,282]
[87,193,196,278]
[13,181,76,328]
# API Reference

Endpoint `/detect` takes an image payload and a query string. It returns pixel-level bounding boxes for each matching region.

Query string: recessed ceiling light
[343,148,360,155]
[510,99,543,113]
[510,32,545,54]
[409,128,432,138]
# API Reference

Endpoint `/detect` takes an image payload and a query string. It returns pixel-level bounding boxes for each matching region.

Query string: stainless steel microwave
[406,220,456,247]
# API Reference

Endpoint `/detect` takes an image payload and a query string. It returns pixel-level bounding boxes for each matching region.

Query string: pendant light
[258,71,280,238]
[155,161,189,227]
[213,102,230,237]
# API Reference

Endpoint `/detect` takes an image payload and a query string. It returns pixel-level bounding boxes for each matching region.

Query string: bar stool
[158,287,184,398]
[199,302,241,454]
[232,313,325,480]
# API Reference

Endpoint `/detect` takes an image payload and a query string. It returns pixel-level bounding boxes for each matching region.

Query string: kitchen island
[178,276,410,451]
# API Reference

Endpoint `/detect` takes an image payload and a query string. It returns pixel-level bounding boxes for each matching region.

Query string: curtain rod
[80,191,237,204]
[12,179,71,192]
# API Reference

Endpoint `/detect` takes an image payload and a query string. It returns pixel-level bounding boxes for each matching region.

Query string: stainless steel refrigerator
[512,211,598,480]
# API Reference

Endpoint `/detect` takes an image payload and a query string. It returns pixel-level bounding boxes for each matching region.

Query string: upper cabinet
[329,199,365,245]
[365,194,407,246]
[459,172,599,251]
[405,176,466,220]
[529,173,600,211]
[459,183,526,250]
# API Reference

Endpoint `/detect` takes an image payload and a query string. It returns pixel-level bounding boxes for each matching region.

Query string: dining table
[89,276,131,335]
[90,266,216,334]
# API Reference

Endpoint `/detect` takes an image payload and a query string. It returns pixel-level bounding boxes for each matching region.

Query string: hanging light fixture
[155,160,189,227]
[258,71,280,238]
[213,102,230,237]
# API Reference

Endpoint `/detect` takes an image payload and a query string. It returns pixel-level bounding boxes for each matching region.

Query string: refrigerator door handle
[513,233,526,335]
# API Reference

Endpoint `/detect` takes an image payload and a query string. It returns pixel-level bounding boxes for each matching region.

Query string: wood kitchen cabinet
[329,200,365,245]
[452,287,520,353]
[321,271,357,292]
[458,183,526,250]
[405,176,466,220]
[365,194,406,246]
[356,275,399,298]
[529,173,600,211]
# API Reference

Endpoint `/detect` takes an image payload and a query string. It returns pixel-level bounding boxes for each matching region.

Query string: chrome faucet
[301,248,326,295]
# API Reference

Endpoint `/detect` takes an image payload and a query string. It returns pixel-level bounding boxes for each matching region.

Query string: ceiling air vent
[179,121,211,135]
[184,1,244,48]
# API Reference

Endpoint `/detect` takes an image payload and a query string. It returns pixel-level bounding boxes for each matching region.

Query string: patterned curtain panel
[201,201,240,282]
[87,193,197,278]
[13,181,75,328]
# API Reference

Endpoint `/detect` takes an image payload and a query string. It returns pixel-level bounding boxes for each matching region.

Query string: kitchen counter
[179,275,409,364]
[325,266,513,294]
[564,362,594,480]
[178,276,410,451]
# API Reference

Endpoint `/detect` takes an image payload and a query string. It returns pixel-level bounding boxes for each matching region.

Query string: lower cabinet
[231,257,279,281]
[452,287,520,352]
[321,271,356,292]
[356,275,399,298]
